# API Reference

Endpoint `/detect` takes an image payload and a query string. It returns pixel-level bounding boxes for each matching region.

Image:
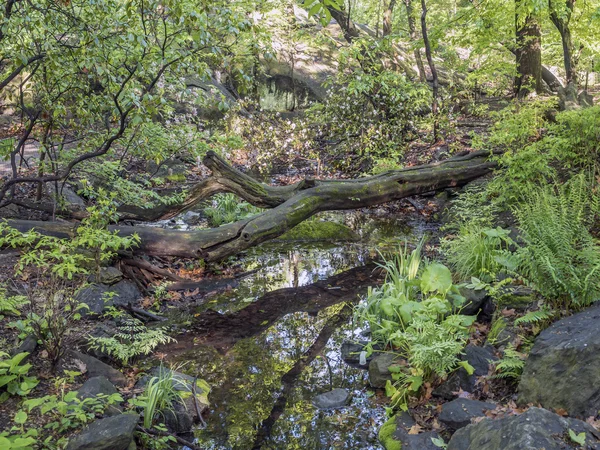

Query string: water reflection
[155,211,435,449]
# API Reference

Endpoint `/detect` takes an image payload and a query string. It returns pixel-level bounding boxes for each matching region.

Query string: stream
[154,209,438,449]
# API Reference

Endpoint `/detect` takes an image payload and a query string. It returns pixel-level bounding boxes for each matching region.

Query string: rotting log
[7,150,498,261]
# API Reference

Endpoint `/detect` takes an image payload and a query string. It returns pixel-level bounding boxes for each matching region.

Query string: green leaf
[14,410,27,424]
[568,429,586,445]
[457,361,475,376]
[420,263,453,294]
[431,436,447,448]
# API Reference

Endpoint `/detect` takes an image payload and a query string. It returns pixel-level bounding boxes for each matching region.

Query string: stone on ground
[439,398,496,430]
[447,407,600,450]
[368,353,403,388]
[379,412,443,450]
[66,351,127,387]
[65,413,139,450]
[312,388,350,409]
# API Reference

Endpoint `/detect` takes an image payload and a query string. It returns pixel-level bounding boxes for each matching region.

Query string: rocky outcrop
[66,413,139,450]
[379,412,443,450]
[312,388,350,409]
[439,399,496,431]
[447,407,600,450]
[518,304,600,418]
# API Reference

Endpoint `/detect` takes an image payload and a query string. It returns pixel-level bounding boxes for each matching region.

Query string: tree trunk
[327,5,360,43]
[515,8,542,97]
[420,0,439,141]
[6,150,497,261]
[404,0,427,81]
[383,0,397,37]
[549,0,576,85]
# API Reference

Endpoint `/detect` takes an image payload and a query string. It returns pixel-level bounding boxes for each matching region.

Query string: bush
[514,175,600,307]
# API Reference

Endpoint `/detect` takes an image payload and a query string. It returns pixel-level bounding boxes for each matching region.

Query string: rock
[433,346,496,400]
[87,267,123,286]
[463,345,496,377]
[76,281,142,316]
[312,388,350,409]
[66,413,139,450]
[66,351,127,387]
[447,407,600,450]
[10,334,37,357]
[518,303,600,418]
[379,412,444,450]
[77,376,117,399]
[368,353,402,388]
[77,376,121,416]
[61,185,86,209]
[340,340,382,368]
[439,399,496,430]
[162,401,194,434]
[579,91,594,108]
[458,286,492,318]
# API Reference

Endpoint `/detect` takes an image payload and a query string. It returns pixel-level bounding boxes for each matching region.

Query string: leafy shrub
[306,38,431,170]
[87,317,175,365]
[0,352,39,403]
[514,175,600,307]
[0,289,28,318]
[443,225,514,282]
[356,242,475,409]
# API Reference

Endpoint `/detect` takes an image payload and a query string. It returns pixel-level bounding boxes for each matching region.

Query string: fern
[87,317,175,365]
[514,174,600,308]
[493,344,525,380]
[0,289,28,317]
[514,307,555,326]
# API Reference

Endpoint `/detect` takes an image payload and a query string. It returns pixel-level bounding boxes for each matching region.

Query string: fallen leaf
[408,424,423,435]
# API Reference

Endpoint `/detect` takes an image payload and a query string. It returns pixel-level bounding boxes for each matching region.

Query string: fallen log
[7,150,498,261]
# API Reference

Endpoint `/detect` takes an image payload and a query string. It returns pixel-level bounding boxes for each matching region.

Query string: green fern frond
[514,307,555,326]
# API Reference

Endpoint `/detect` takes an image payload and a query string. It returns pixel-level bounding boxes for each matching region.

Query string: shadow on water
[155,211,436,449]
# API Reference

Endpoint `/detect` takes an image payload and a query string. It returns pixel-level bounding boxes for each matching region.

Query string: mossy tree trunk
[7,150,497,261]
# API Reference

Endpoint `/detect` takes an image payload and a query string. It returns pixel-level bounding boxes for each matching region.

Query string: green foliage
[301,0,343,25]
[307,38,431,170]
[0,352,39,403]
[486,317,507,346]
[0,289,28,318]
[87,317,175,365]
[443,225,515,282]
[514,307,555,326]
[378,415,401,450]
[514,175,600,307]
[492,344,525,380]
[568,429,587,445]
[204,193,262,227]
[356,242,474,409]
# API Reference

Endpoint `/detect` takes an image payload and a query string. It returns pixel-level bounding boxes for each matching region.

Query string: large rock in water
[66,413,139,450]
[447,407,600,450]
[518,304,600,418]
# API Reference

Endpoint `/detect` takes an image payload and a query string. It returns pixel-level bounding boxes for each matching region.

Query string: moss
[378,415,402,450]
[278,220,359,241]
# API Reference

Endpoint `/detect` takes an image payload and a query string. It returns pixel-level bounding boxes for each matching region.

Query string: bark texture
[515,7,542,97]
[6,150,498,261]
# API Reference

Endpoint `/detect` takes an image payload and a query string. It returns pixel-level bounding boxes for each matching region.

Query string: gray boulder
[379,412,443,450]
[312,388,350,409]
[66,351,127,387]
[66,413,139,450]
[439,399,496,431]
[447,407,600,450]
[518,303,600,418]
[77,376,117,399]
[76,281,142,316]
[368,353,402,388]
[433,345,496,400]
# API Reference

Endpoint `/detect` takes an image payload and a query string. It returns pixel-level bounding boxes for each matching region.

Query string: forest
[0,0,599,448]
